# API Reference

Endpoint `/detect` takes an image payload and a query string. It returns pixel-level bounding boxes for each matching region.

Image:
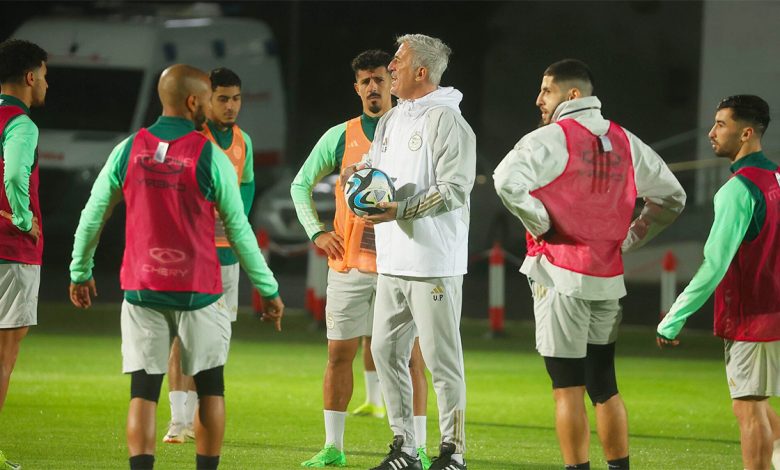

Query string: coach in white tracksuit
[360,34,475,469]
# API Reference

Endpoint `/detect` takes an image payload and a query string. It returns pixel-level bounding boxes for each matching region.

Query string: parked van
[10,8,286,244]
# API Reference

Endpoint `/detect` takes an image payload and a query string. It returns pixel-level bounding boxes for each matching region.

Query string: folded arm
[396,110,476,220]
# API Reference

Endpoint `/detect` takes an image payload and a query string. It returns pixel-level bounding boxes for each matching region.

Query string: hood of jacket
[396,86,463,119]
[552,96,603,123]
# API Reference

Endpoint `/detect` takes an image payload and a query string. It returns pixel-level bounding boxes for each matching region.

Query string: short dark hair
[544,59,595,90]
[209,67,241,90]
[351,49,392,77]
[717,95,770,136]
[0,39,48,84]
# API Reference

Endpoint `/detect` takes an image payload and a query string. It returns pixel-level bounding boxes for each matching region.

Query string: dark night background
[1,1,715,328]
[0,1,704,167]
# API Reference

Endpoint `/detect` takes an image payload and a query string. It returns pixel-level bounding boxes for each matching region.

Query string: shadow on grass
[469,421,738,445]
[36,302,724,361]
[224,439,562,469]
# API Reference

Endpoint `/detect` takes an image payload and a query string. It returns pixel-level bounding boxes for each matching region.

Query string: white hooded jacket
[494,96,686,300]
[365,87,477,277]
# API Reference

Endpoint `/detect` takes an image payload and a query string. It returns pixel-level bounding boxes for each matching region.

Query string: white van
[10,9,286,238]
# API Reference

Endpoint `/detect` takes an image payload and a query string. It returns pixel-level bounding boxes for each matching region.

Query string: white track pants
[371,274,466,453]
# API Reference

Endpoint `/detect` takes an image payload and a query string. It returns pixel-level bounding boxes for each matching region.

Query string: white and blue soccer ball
[344,168,395,217]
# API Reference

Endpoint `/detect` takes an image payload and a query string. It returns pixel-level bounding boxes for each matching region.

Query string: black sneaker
[429,442,466,470]
[369,435,422,470]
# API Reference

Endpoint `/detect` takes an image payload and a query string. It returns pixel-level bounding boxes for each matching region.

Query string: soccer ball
[344,168,395,217]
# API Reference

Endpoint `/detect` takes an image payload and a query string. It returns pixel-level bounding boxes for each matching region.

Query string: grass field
[1,302,755,469]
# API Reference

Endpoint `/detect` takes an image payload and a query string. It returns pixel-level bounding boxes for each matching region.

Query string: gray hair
[395,34,451,86]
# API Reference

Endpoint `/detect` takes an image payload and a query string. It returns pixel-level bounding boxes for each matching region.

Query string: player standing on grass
[0,38,46,470]
[291,49,431,469]
[494,59,685,470]
[355,34,476,470]
[68,64,283,470]
[162,67,255,445]
[658,95,780,470]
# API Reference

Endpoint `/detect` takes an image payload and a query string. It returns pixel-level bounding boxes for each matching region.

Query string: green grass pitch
[1,302,755,469]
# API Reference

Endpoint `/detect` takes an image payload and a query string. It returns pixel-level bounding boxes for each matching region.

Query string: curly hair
[351,49,392,76]
[0,39,47,84]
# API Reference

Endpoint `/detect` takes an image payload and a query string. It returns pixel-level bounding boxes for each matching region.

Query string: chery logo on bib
[149,248,187,264]
[142,264,188,277]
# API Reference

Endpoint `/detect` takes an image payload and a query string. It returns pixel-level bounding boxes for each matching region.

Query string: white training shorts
[120,298,232,376]
[529,279,621,358]
[725,339,780,399]
[221,263,240,322]
[325,268,376,340]
[0,263,40,328]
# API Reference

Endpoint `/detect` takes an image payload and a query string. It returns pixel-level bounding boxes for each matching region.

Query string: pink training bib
[0,105,43,265]
[120,128,221,294]
[528,119,636,277]
[715,166,780,341]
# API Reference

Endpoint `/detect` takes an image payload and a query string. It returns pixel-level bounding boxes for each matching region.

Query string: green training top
[290,113,379,240]
[205,121,255,266]
[69,116,278,311]
[0,94,37,264]
[657,151,777,339]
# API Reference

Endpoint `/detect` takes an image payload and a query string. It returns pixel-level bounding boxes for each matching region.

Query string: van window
[34,66,143,132]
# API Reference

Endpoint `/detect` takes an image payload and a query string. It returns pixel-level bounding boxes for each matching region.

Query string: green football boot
[350,401,386,418]
[418,447,431,470]
[300,445,347,467]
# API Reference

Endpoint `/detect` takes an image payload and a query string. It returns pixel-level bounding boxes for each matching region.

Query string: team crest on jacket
[408,132,422,151]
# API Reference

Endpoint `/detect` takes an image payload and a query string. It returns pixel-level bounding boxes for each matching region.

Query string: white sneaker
[163,422,186,444]
[184,423,195,441]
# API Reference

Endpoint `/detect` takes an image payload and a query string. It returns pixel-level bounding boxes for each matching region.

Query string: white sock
[772,438,780,470]
[324,410,347,451]
[169,391,187,425]
[364,371,382,406]
[185,390,198,426]
[452,453,464,464]
[414,415,427,449]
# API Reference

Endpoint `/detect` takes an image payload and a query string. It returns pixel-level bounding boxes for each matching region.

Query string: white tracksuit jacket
[493,96,687,300]
[366,87,477,277]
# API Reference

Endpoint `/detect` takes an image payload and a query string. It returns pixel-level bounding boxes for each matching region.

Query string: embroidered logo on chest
[408,132,422,151]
